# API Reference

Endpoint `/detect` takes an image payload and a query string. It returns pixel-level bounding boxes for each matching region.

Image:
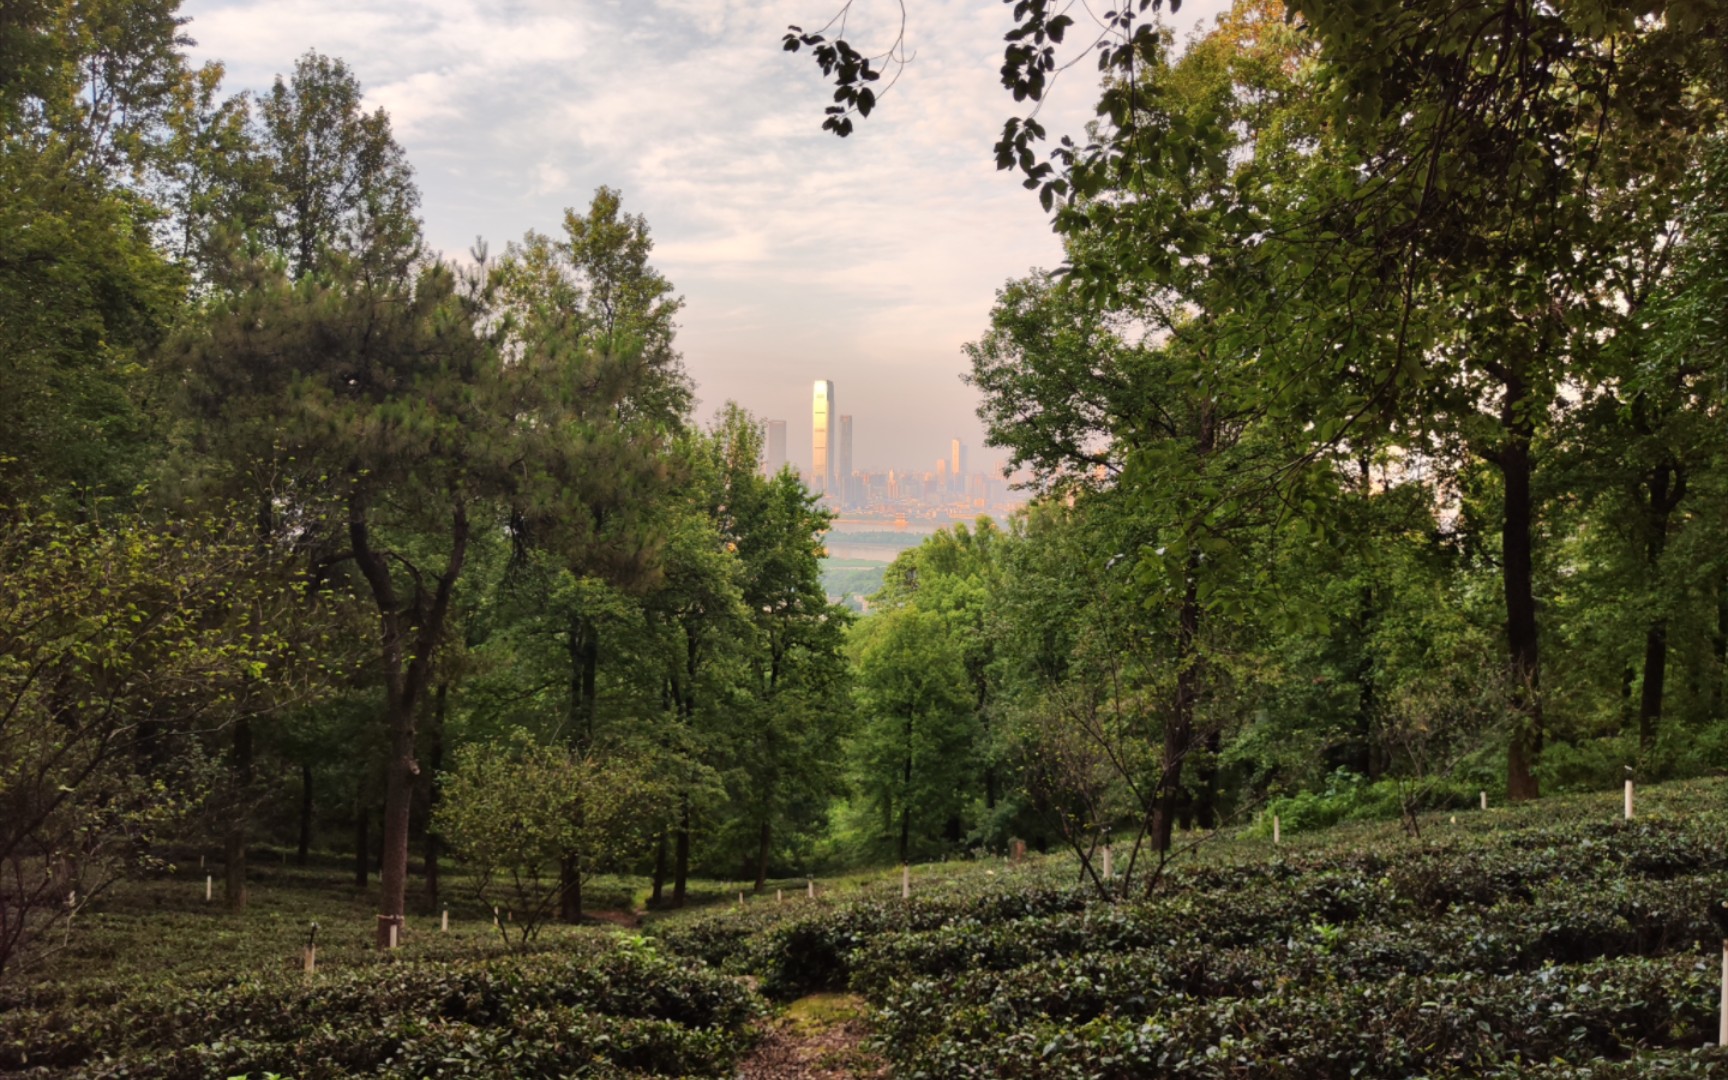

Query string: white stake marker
[738,891,745,906]
[303,945,316,975]
[1480,790,1488,811]
[1719,938,1727,1047]
[807,879,814,899]
[205,874,212,902]
[1101,845,1113,880]
[901,864,910,899]
[388,921,399,949]
[777,889,783,904]
[440,907,449,933]
[1624,779,1634,820]
[1273,816,1281,845]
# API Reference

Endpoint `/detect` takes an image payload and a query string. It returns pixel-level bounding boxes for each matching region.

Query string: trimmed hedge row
[877,954,1723,1079]
[639,780,1728,1078]
[0,943,758,1079]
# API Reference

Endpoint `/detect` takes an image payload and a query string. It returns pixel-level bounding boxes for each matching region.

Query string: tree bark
[349,493,468,948]
[1714,572,1728,720]
[223,717,253,911]
[651,832,667,906]
[559,616,599,921]
[559,804,587,924]
[1636,463,1679,749]
[353,793,369,889]
[377,706,415,946]
[423,684,446,911]
[672,798,690,907]
[297,763,313,866]
[899,713,913,865]
[1638,621,1668,751]
[1152,557,1202,852]
[754,819,771,892]
[1194,727,1221,830]
[559,853,584,922]
[1499,418,1542,802]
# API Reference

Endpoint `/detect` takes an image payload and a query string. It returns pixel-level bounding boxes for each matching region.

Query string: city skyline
[767,379,1021,516]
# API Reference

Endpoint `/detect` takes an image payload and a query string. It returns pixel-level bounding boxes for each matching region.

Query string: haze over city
[178,0,1232,470]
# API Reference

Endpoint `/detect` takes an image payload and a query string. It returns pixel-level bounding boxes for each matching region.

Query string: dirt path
[737,993,887,1079]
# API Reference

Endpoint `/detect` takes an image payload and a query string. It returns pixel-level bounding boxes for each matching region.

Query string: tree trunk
[297,763,313,866]
[559,853,584,922]
[672,797,690,907]
[376,700,415,947]
[1352,583,1379,779]
[1500,425,1542,802]
[224,717,253,911]
[651,832,667,906]
[353,793,369,889]
[559,801,586,924]
[899,714,914,865]
[1152,559,1202,852]
[754,819,771,892]
[1195,727,1221,830]
[560,614,598,923]
[1714,572,1728,720]
[573,616,599,747]
[423,685,446,911]
[1636,463,1678,749]
[349,494,467,949]
[1638,621,1668,751]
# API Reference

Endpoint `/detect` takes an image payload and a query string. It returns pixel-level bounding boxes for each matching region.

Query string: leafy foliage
[0,509,324,980]
[435,733,671,948]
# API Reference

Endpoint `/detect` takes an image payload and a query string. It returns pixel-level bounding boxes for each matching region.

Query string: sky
[180,0,1232,479]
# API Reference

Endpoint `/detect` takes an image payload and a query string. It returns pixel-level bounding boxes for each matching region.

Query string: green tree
[169,256,519,943]
[436,732,669,949]
[706,404,851,889]
[0,509,315,980]
[253,51,421,281]
[848,608,974,863]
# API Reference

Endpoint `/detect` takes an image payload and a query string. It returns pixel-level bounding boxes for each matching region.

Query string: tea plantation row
[654,778,1728,1078]
[0,939,756,1078]
[5,779,1725,1077]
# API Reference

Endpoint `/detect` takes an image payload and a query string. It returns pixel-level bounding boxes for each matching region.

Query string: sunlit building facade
[812,380,837,495]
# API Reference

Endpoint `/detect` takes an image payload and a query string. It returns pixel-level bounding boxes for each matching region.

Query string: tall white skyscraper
[950,439,967,494]
[812,380,837,495]
[839,415,853,507]
[765,419,787,476]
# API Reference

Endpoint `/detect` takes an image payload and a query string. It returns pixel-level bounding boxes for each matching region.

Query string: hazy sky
[181,0,1231,477]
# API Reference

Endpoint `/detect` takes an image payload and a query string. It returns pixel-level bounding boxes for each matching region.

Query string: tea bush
[0,940,758,1078]
[649,778,1728,1078]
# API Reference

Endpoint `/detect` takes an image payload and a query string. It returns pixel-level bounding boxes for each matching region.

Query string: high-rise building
[812,380,837,495]
[950,439,967,494]
[839,415,853,508]
[765,419,787,476]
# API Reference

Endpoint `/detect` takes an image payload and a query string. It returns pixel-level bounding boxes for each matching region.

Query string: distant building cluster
[757,380,1027,520]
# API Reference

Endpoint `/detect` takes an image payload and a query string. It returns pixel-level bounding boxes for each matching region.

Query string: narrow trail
[737,993,887,1079]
